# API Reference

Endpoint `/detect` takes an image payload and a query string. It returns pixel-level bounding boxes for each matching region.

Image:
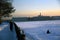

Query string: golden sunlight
[12,10,60,17]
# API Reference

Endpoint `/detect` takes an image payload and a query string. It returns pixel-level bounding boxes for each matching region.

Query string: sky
[12,0,60,17]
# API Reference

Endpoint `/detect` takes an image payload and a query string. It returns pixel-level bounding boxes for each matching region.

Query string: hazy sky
[12,0,60,17]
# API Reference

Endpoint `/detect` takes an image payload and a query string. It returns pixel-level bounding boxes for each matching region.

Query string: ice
[15,20,60,40]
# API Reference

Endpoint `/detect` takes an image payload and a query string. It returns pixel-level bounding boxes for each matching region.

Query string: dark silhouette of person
[47,30,50,34]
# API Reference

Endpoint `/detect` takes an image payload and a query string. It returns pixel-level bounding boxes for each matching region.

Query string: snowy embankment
[16,20,60,40]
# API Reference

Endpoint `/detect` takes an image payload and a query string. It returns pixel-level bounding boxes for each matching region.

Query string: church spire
[39,12,41,16]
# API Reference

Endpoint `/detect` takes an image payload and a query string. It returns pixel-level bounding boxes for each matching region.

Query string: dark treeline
[13,16,60,22]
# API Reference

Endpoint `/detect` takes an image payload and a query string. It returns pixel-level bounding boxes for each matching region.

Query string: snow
[0,22,17,40]
[0,20,60,40]
[16,20,60,40]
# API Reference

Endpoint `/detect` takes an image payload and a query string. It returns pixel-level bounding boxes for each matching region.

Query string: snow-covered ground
[0,21,17,40]
[16,20,60,40]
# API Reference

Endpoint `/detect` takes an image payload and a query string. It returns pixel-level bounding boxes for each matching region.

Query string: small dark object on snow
[47,30,50,34]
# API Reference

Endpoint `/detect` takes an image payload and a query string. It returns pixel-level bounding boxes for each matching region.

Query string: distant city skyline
[12,0,60,17]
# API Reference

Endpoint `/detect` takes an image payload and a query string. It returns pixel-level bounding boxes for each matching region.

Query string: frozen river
[16,20,60,40]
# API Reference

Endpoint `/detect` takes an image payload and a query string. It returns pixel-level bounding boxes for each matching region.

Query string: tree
[0,0,15,17]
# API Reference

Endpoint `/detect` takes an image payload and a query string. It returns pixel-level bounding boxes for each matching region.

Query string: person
[47,30,50,34]
[0,15,25,40]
